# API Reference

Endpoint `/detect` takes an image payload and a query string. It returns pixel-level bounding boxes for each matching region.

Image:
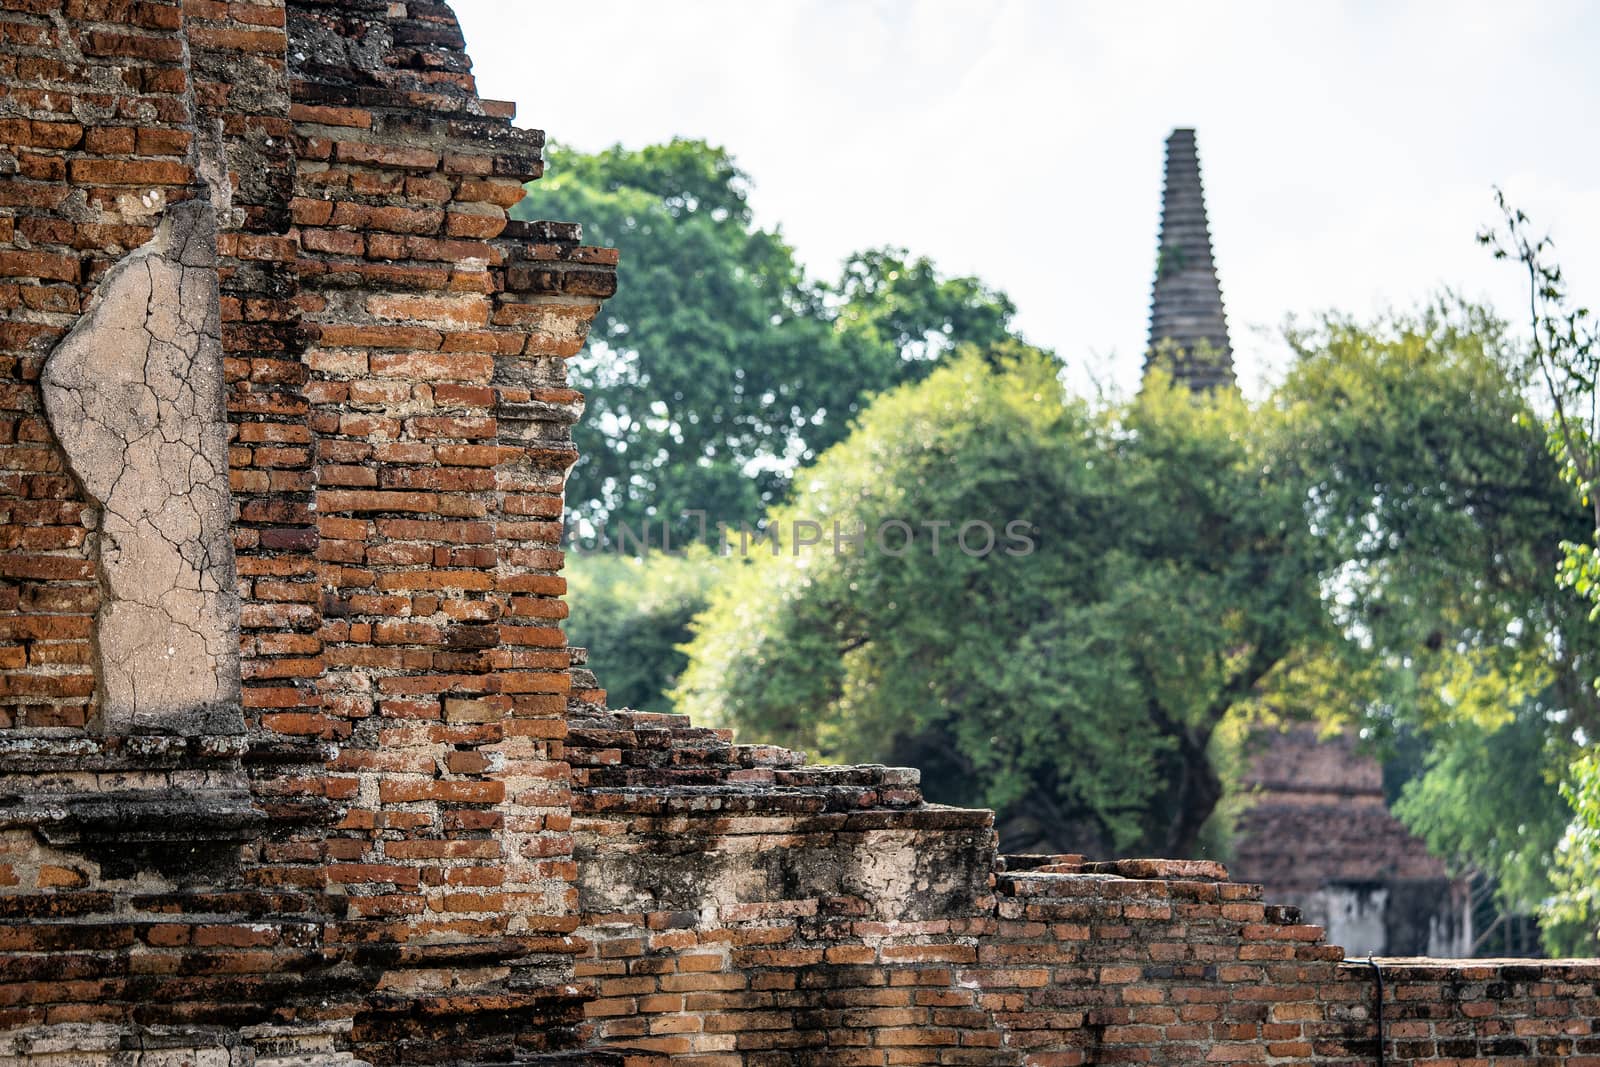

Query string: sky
[452,1,1600,398]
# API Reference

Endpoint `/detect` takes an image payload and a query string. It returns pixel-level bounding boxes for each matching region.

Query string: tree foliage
[1546,751,1600,955]
[514,139,1017,535]
[527,137,1600,949]
[1275,302,1597,727]
[675,300,1599,881]
[675,345,1330,857]
[1276,298,1599,954]
[515,140,824,531]
[564,550,728,713]
[1479,191,1600,599]
[1391,705,1575,919]
[1478,195,1600,954]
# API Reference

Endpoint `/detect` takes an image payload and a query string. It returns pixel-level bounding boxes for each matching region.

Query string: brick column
[184,0,323,738]
[488,218,617,1032]
[283,3,616,1059]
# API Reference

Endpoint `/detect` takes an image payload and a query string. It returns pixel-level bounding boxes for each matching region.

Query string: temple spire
[1146,128,1234,391]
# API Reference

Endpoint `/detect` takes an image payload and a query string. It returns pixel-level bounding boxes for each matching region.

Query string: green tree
[1391,705,1576,937]
[1545,752,1600,955]
[828,247,1017,387]
[564,550,727,713]
[515,140,1018,536]
[675,300,1600,877]
[1479,192,1600,607]
[515,140,826,533]
[1274,302,1595,722]
[1478,195,1600,954]
[1276,299,1600,954]
[675,345,1331,857]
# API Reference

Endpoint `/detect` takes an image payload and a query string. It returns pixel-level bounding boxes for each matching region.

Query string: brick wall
[569,702,1600,1066]
[1319,961,1600,1065]
[285,4,607,1055]
[0,0,200,730]
[0,1,614,1062]
[1,2,1595,1065]
[1230,726,1470,958]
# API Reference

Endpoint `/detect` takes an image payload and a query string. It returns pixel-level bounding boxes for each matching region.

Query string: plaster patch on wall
[850,836,921,913]
[40,198,242,736]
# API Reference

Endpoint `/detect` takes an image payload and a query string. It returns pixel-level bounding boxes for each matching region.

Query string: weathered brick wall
[569,704,1600,1066]
[1318,961,1600,1065]
[284,4,609,1056]
[0,2,613,1063]
[1,3,1596,1066]
[568,705,1351,1066]
[1,0,201,729]
[569,706,998,1063]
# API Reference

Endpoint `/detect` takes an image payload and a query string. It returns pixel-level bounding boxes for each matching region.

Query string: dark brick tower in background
[1147,127,1235,391]
[1141,130,1473,957]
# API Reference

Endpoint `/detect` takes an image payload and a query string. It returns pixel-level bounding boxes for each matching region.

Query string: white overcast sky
[453,1,1600,398]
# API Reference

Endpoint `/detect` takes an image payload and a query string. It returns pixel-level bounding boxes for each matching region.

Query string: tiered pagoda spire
[1146,128,1234,391]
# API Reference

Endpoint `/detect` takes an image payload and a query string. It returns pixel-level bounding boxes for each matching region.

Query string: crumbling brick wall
[0,2,613,1062]
[1319,961,1600,1064]
[0,3,1595,1066]
[568,704,1600,1067]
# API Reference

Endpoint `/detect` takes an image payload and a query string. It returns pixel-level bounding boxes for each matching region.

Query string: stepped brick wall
[565,692,1600,1067]
[0,3,1594,1065]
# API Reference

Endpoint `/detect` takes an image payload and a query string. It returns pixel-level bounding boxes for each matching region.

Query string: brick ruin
[0,3,1596,1065]
[1145,128,1233,393]
[1143,136,1474,962]
[1230,727,1473,960]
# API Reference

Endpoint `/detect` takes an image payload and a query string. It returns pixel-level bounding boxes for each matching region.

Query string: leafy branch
[1479,189,1600,611]
[1480,190,1600,953]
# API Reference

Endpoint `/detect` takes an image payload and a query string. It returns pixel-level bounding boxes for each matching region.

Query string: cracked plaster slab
[40,199,243,735]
